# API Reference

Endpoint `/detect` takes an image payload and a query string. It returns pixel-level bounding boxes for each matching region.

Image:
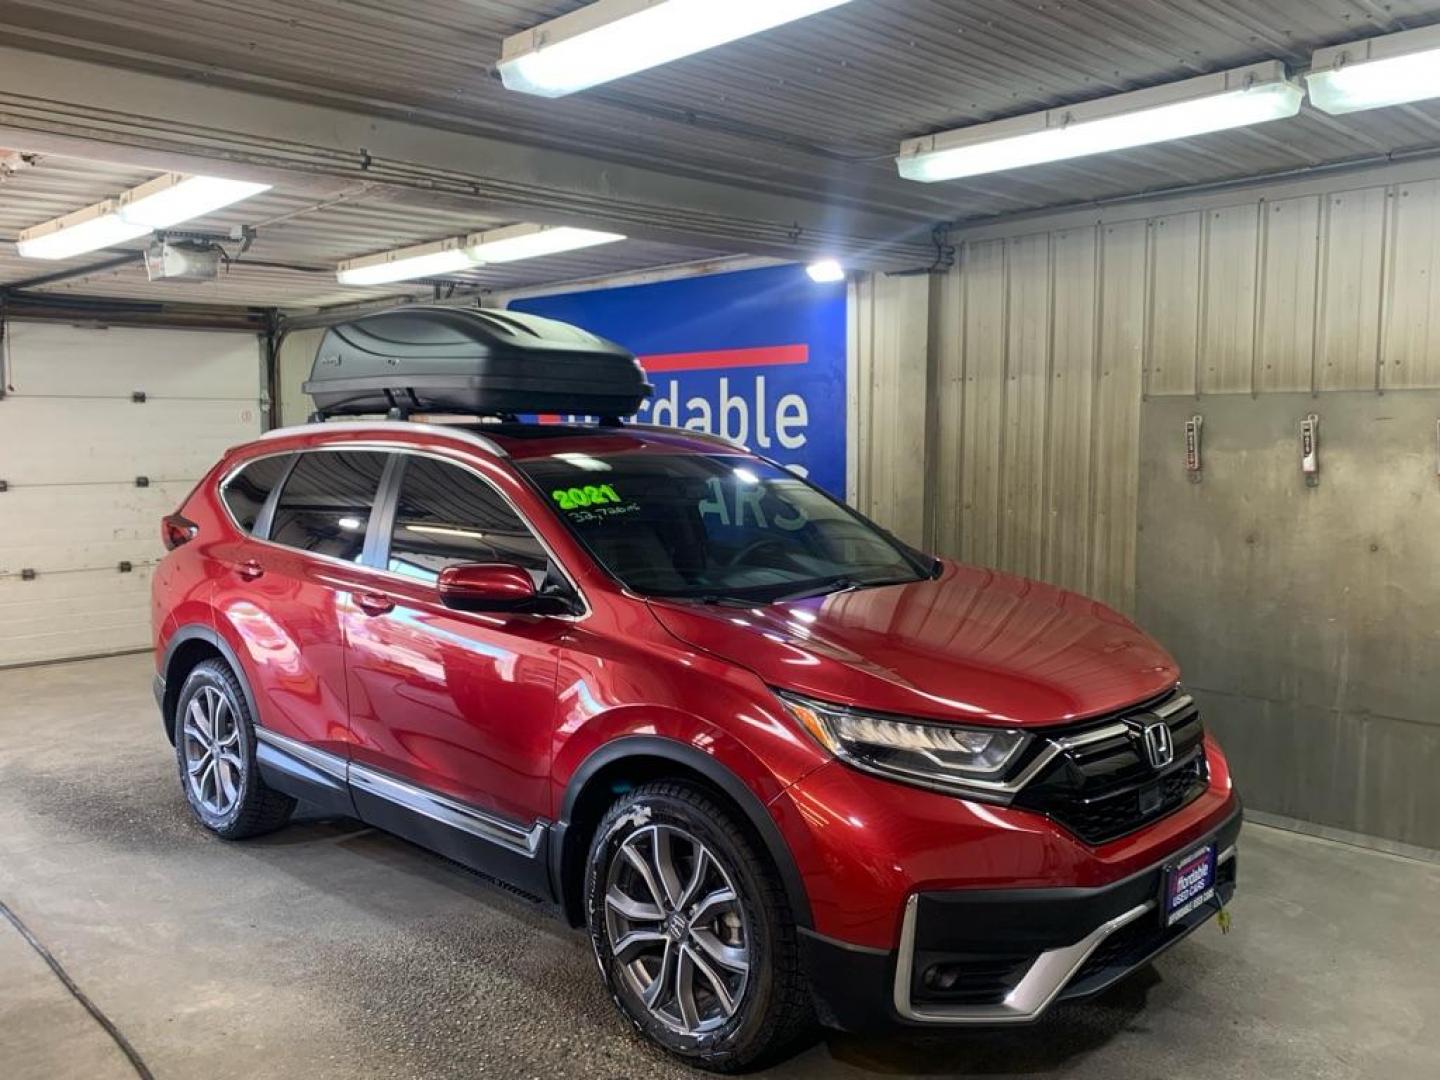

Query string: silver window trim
[892,840,1236,1024]
[223,443,391,567]
[217,441,590,620]
[217,448,298,537]
[382,447,590,620]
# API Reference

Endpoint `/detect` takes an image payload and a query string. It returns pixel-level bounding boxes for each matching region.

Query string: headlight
[779,692,1030,798]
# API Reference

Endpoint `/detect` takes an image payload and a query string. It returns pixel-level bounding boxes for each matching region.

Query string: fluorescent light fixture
[805,258,845,283]
[464,223,624,263]
[15,201,152,260]
[498,0,853,98]
[119,173,270,228]
[336,238,480,286]
[335,226,624,286]
[552,453,612,471]
[15,171,270,260]
[897,61,1304,183]
[404,524,487,540]
[1307,25,1440,115]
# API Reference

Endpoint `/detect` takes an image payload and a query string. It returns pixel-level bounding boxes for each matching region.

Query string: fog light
[922,964,962,991]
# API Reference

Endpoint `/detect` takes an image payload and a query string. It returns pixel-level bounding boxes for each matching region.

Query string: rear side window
[268,450,389,562]
[386,455,548,583]
[221,454,292,533]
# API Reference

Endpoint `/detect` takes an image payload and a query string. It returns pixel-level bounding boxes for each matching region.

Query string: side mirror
[436,562,538,612]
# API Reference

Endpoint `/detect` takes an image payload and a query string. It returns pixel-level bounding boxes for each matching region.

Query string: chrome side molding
[253,725,544,856]
[348,762,545,855]
[254,725,347,782]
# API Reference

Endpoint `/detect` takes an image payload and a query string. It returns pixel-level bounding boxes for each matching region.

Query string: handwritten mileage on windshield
[569,503,640,525]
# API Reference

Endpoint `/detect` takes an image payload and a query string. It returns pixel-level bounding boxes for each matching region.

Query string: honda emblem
[1141,718,1175,770]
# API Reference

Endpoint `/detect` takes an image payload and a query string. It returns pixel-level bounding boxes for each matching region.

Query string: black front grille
[1011,692,1209,845]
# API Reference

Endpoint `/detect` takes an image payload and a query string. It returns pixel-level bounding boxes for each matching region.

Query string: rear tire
[173,658,294,839]
[585,781,813,1072]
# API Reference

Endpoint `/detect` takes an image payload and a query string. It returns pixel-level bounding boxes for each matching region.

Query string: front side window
[516,452,929,602]
[268,450,388,562]
[386,455,548,584]
[221,454,292,533]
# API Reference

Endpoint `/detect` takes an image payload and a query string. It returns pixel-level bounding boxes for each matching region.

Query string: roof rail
[258,415,745,459]
[256,419,510,458]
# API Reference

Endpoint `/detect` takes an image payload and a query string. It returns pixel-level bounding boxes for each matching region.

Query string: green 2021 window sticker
[551,484,622,511]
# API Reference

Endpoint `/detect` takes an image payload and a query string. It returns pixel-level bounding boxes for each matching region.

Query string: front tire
[173,658,294,839]
[585,781,812,1071]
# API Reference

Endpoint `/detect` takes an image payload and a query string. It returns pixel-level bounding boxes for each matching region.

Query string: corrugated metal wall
[921,164,1440,613]
[863,159,1440,850]
[1135,391,1440,852]
[929,220,1148,611]
[848,272,932,547]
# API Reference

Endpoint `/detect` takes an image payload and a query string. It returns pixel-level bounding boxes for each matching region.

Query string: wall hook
[1300,413,1320,487]
[1184,415,1203,483]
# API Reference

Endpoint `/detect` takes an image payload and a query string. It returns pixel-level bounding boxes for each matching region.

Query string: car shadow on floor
[250,808,1159,1078]
[792,971,1158,1076]
[8,751,1171,1080]
[236,806,567,931]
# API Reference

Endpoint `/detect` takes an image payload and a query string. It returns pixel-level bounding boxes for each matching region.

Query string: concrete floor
[1,654,1437,1080]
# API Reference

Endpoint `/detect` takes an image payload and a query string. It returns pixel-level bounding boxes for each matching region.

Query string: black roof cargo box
[304,306,651,418]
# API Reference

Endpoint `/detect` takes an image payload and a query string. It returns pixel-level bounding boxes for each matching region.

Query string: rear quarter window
[267,450,389,562]
[221,454,293,533]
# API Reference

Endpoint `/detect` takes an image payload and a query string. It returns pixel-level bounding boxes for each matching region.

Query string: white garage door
[0,321,264,666]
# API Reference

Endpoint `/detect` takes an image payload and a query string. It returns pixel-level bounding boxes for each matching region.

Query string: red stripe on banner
[640,344,809,372]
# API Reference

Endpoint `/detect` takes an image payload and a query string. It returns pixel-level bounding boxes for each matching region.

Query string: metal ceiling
[5,1,1440,215]
[4,1,1440,309]
[0,153,730,308]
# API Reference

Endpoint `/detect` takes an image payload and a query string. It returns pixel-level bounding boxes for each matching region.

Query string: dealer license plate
[1162,843,1217,926]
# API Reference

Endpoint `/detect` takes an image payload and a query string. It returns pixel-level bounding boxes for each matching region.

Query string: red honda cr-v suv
[153,416,1239,1071]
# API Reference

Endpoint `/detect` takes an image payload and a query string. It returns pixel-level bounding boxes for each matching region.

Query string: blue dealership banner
[509,263,847,495]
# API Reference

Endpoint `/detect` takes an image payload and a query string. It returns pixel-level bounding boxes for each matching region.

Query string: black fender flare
[159,624,260,742]
[551,735,814,930]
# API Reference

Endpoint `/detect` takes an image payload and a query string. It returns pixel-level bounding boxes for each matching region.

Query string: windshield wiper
[770,574,921,604]
[674,593,756,608]
[769,577,864,603]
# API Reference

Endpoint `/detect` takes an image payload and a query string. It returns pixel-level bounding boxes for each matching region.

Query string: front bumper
[802,804,1241,1031]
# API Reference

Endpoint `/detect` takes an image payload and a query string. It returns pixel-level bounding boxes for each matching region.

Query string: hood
[647,561,1178,728]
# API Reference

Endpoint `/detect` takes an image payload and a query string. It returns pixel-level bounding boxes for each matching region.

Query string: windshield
[516,451,930,602]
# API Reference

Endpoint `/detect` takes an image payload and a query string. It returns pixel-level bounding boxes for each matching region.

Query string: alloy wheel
[181,685,244,817]
[603,823,751,1035]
